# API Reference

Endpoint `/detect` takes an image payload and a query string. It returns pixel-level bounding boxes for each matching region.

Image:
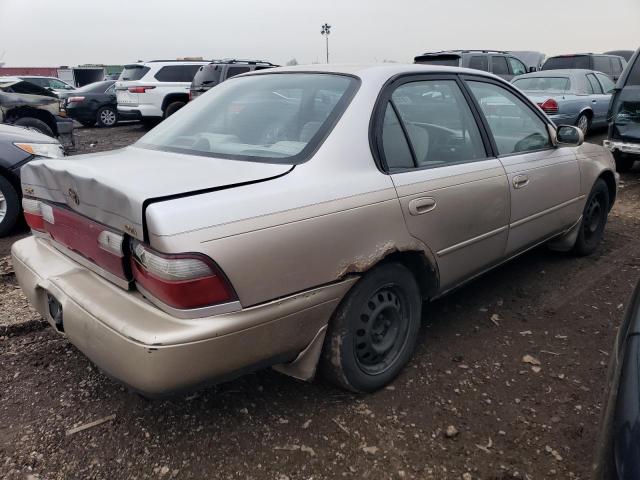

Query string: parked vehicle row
[414,50,530,81]
[10,64,616,397]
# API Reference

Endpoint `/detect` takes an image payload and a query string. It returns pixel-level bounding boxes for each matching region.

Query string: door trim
[437,225,508,257]
[509,195,585,229]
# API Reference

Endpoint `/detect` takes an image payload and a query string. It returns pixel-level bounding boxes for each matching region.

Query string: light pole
[321,23,331,64]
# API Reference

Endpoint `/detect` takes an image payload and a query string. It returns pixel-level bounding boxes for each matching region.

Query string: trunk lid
[20,146,294,240]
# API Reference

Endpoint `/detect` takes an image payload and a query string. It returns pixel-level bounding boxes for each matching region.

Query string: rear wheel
[96,106,118,128]
[573,178,609,256]
[320,263,422,392]
[614,151,636,173]
[576,113,591,136]
[0,175,20,237]
[13,117,54,138]
[164,101,185,118]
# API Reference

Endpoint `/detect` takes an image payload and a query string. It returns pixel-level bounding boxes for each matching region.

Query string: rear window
[75,81,114,93]
[512,76,570,92]
[414,55,460,67]
[542,55,590,70]
[154,65,202,82]
[468,56,489,71]
[120,65,150,81]
[192,65,223,88]
[593,56,613,76]
[137,73,359,164]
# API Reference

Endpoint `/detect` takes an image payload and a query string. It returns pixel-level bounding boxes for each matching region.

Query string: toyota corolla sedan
[512,69,616,135]
[11,64,617,396]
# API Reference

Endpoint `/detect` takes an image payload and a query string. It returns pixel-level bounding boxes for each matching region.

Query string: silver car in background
[512,69,616,134]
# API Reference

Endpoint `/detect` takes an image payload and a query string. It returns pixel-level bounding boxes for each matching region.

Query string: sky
[0,0,638,67]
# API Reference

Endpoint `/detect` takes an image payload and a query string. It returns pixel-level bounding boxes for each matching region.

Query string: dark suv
[414,50,528,81]
[189,60,278,100]
[542,54,627,81]
[604,47,640,172]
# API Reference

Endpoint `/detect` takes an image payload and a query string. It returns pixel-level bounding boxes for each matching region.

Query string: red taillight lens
[131,241,237,311]
[537,98,559,115]
[128,86,156,94]
[22,198,47,232]
[66,96,86,103]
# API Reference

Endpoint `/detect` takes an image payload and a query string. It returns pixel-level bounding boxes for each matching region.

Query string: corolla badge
[68,188,80,205]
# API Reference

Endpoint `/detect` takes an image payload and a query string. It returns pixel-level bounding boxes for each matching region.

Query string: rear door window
[381,104,414,170]
[593,56,613,76]
[154,65,202,82]
[491,56,510,76]
[120,65,150,81]
[586,74,603,94]
[611,57,623,77]
[595,73,616,93]
[468,56,489,71]
[389,80,487,167]
[543,55,590,70]
[225,66,251,79]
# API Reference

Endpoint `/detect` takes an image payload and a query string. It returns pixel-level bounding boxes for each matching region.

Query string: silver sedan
[512,69,616,134]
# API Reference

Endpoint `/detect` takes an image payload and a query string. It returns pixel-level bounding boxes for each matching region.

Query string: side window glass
[611,58,622,76]
[586,74,602,94]
[226,66,251,79]
[468,56,489,72]
[390,80,486,167]
[155,65,201,82]
[596,73,615,93]
[593,56,612,76]
[508,57,527,76]
[105,84,115,94]
[491,56,509,76]
[627,57,640,86]
[381,103,414,170]
[467,81,552,155]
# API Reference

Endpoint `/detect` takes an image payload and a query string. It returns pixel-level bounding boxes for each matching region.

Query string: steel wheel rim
[354,285,410,375]
[577,115,589,134]
[100,109,116,126]
[0,191,6,222]
[583,193,604,239]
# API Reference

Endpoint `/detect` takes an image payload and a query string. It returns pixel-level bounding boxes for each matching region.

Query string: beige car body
[11,64,617,395]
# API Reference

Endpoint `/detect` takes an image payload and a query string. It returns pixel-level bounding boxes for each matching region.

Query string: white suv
[115,60,209,124]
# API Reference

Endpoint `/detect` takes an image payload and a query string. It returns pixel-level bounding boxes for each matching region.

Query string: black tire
[573,178,609,256]
[0,175,20,237]
[613,151,636,173]
[320,262,422,392]
[96,106,118,128]
[80,120,95,128]
[575,113,591,136]
[164,101,185,118]
[13,117,55,138]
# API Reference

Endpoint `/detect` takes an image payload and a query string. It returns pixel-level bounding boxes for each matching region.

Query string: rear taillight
[537,98,559,115]
[66,96,86,103]
[22,198,51,232]
[130,241,237,311]
[128,86,156,94]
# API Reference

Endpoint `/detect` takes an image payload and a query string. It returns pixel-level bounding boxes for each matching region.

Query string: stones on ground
[445,425,459,438]
[362,445,379,455]
[462,473,472,480]
[545,445,563,461]
[490,314,500,326]
[522,354,541,366]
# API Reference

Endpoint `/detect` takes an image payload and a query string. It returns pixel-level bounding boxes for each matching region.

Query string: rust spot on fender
[335,240,424,278]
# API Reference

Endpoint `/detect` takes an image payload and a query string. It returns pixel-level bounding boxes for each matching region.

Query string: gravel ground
[2,126,639,479]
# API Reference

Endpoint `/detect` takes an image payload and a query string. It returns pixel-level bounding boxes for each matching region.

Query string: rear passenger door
[586,73,610,126]
[376,75,510,290]
[464,77,582,255]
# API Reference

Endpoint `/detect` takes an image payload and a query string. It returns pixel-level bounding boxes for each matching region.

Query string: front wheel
[320,262,422,392]
[573,178,609,256]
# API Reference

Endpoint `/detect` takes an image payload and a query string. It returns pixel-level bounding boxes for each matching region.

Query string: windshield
[542,55,589,70]
[512,77,570,92]
[137,73,359,163]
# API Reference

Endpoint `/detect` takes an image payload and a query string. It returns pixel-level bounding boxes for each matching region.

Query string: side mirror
[556,125,584,146]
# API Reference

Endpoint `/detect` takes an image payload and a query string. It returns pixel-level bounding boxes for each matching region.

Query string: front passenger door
[465,79,582,256]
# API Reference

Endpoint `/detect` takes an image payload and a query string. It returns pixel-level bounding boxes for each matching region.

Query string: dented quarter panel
[575,141,617,200]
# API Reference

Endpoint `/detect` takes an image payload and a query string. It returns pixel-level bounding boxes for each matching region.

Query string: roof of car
[514,69,599,78]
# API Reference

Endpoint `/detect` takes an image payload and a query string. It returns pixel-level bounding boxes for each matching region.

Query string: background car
[64,80,137,128]
[507,50,546,72]
[189,59,277,100]
[604,50,636,62]
[19,76,76,95]
[12,64,615,397]
[512,69,616,135]
[0,76,74,149]
[542,53,627,81]
[414,50,528,80]
[115,60,210,124]
[604,47,640,172]
[0,124,64,236]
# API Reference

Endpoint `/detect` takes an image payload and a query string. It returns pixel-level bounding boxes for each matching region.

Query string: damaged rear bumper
[604,139,640,156]
[11,235,354,396]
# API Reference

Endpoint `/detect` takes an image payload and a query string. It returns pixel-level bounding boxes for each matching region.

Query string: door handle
[408,197,436,215]
[513,174,530,189]
[592,99,597,103]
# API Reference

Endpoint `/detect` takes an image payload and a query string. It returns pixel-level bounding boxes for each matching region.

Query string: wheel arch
[599,169,617,210]
[6,107,58,136]
[161,93,189,113]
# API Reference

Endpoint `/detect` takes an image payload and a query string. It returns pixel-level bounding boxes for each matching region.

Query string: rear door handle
[408,197,436,215]
[513,174,530,189]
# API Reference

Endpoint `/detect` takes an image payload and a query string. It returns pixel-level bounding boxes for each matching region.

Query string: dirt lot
[1,126,639,479]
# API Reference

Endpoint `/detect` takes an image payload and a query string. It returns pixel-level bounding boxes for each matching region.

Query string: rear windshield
[137,73,359,164]
[192,65,223,88]
[119,65,150,81]
[512,76,570,92]
[75,81,115,93]
[542,55,589,70]
[415,55,460,67]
